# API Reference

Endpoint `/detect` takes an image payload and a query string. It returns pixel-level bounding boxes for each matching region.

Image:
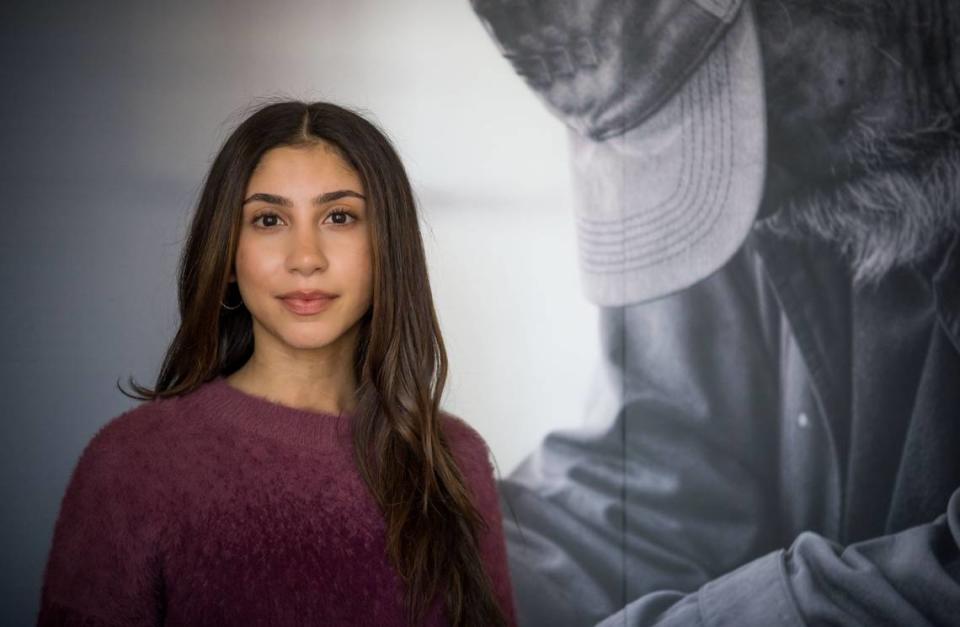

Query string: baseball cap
[472,0,766,305]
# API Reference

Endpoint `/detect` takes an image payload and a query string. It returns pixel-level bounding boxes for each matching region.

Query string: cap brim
[569,0,766,306]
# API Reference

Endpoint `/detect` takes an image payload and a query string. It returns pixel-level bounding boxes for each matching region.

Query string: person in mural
[470,0,960,624]
[36,101,517,627]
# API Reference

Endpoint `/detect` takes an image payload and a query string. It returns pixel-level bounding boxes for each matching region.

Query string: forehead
[246,143,362,192]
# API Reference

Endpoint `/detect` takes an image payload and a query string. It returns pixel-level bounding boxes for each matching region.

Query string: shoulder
[440,412,491,461]
[439,411,501,493]
[44,398,185,616]
[86,395,178,459]
[439,410,483,441]
[71,394,184,495]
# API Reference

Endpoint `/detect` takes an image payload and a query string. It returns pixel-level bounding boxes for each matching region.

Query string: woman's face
[230,142,373,359]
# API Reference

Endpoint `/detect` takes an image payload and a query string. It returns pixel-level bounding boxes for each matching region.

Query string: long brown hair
[121,100,507,626]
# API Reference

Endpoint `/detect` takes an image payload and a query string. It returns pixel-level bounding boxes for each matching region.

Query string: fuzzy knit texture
[37,376,517,626]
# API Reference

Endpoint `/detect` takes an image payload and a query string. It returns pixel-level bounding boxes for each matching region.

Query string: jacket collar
[749,221,852,429]
[751,216,960,419]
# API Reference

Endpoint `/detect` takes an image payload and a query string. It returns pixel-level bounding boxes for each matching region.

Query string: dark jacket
[499,219,960,626]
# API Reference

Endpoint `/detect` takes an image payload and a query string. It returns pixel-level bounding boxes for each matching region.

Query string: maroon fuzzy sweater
[37,376,517,626]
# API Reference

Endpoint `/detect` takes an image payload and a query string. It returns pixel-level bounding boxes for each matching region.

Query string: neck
[228,327,360,416]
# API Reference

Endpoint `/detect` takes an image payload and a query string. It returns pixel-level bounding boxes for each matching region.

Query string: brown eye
[325,210,356,225]
[252,211,284,228]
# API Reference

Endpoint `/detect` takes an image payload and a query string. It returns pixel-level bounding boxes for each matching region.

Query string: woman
[37,101,516,627]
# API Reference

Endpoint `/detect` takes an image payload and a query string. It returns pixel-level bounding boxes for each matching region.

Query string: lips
[278,294,337,315]
[279,290,336,300]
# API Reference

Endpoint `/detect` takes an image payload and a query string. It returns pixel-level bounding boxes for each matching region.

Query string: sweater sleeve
[37,415,167,626]
[444,415,519,627]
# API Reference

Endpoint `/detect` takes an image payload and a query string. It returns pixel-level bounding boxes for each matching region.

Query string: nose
[285,224,329,275]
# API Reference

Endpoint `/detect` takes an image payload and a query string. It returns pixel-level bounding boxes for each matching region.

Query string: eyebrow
[242,190,366,207]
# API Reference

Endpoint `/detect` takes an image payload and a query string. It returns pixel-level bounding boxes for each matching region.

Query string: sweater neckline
[196,375,354,450]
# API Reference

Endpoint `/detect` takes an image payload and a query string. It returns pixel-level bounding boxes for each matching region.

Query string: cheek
[350,240,374,297]
[761,21,881,178]
[338,235,374,304]
[234,237,278,288]
[233,241,256,282]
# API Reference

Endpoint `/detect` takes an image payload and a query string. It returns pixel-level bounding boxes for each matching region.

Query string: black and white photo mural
[471,0,960,625]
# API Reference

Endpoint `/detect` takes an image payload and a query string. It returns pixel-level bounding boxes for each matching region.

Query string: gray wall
[1,1,599,623]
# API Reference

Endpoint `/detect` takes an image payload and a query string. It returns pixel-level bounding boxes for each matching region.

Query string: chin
[280,327,349,350]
